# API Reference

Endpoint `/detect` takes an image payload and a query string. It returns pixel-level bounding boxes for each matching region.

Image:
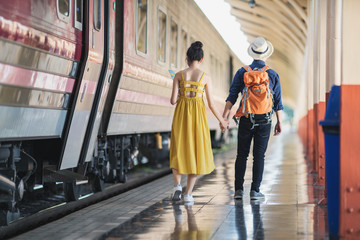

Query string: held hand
[219,123,225,132]
[274,121,282,136]
[219,119,229,133]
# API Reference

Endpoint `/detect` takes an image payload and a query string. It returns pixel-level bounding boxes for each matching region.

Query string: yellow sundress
[170,71,215,175]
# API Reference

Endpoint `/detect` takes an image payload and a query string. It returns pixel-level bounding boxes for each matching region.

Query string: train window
[181,29,187,69]
[57,0,71,22]
[136,0,148,54]
[170,19,178,67]
[94,0,101,30]
[157,8,167,63]
[75,0,83,30]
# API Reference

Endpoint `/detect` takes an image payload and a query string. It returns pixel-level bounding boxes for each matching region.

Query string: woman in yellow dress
[169,41,228,203]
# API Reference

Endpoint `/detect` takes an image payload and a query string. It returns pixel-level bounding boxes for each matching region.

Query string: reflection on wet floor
[101,130,328,240]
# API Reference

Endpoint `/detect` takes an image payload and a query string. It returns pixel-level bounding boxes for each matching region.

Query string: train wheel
[15,179,24,201]
[0,208,20,226]
[63,182,80,202]
[118,171,127,183]
[90,175,105,193]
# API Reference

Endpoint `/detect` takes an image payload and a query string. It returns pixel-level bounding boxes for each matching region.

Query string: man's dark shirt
[226,60,284,112]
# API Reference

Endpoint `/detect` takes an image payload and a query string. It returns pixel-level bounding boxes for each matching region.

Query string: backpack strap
[242,87,248,115]
[243,65,252,72]
[260,65,270,71]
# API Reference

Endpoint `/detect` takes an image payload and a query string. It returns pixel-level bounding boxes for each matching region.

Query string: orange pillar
[313,104,320,177]
[307,109,315,172]
[316,102,326,185]
[339,85,360,238]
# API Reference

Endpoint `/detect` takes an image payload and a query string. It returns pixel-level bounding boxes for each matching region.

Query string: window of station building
[181,29,188,69]
[136,0,148,54]
[215,58,219,84]
[217,60,221,84]
[157,8,167,63]
[94,0,101,30]
[170,19,178,67]
[210,54,215,78]
[74,0,83,30]
[190,36,195,45]
[220,63,224,82]
[57,0,71,22]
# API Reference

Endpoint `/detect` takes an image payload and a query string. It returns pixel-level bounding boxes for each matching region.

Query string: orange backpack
[235,65,273,118]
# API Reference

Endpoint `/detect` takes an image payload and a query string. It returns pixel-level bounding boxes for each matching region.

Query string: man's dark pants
[235,116,271,192]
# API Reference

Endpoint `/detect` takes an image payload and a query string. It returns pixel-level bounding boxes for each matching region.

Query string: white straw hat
[247,37,274,60]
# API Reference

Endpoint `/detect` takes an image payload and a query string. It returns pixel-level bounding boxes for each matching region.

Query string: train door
[80,0,115,164]
[99,0,123,135]
[59,0,106,170]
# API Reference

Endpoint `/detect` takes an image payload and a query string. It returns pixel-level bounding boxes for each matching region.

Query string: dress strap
[199,72,205,84]
[180,71,185,81]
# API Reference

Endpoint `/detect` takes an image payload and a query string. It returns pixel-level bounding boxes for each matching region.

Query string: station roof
[226,0,308,108]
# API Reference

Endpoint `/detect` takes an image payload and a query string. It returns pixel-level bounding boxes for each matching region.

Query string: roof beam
[239,20,304,54]
[230,8,305,50]
[272,0,307,35]
[240,27,300,67]
[254,0,307,42]
[288,0,308,25]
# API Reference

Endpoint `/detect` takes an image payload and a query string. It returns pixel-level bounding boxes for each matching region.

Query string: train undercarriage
[0,132,172,225]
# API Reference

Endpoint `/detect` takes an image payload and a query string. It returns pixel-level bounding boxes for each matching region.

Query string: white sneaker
[184,194,194,203]
[171,184,182,201]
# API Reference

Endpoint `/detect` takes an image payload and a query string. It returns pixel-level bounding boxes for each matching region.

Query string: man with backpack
[222,37,283,200]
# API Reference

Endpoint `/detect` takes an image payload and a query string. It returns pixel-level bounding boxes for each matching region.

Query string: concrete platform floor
[13,129,328,240]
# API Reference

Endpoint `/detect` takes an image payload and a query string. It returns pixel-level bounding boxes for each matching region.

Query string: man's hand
[274,121,282,136]
[274,110,283,136]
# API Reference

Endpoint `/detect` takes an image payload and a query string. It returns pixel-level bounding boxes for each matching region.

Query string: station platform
[12,129,328,240]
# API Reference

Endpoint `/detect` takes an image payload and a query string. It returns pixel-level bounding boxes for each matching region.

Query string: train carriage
[0,0,241,224]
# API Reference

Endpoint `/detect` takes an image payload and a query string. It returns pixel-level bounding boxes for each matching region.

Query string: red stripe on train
[0,63,75,93]
[115,89,172,106]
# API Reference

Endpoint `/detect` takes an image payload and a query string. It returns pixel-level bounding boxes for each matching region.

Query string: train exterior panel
[0,0,81,141]
[107,0,242,136]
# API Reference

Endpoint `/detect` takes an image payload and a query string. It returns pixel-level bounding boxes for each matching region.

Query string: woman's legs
[172,169,182,185]
[172,170,197,201]
[185,174,197,195]
[172,169,183,201]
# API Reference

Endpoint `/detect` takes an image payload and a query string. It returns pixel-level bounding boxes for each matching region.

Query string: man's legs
[235,119,253,191]
[251,122,271,192]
